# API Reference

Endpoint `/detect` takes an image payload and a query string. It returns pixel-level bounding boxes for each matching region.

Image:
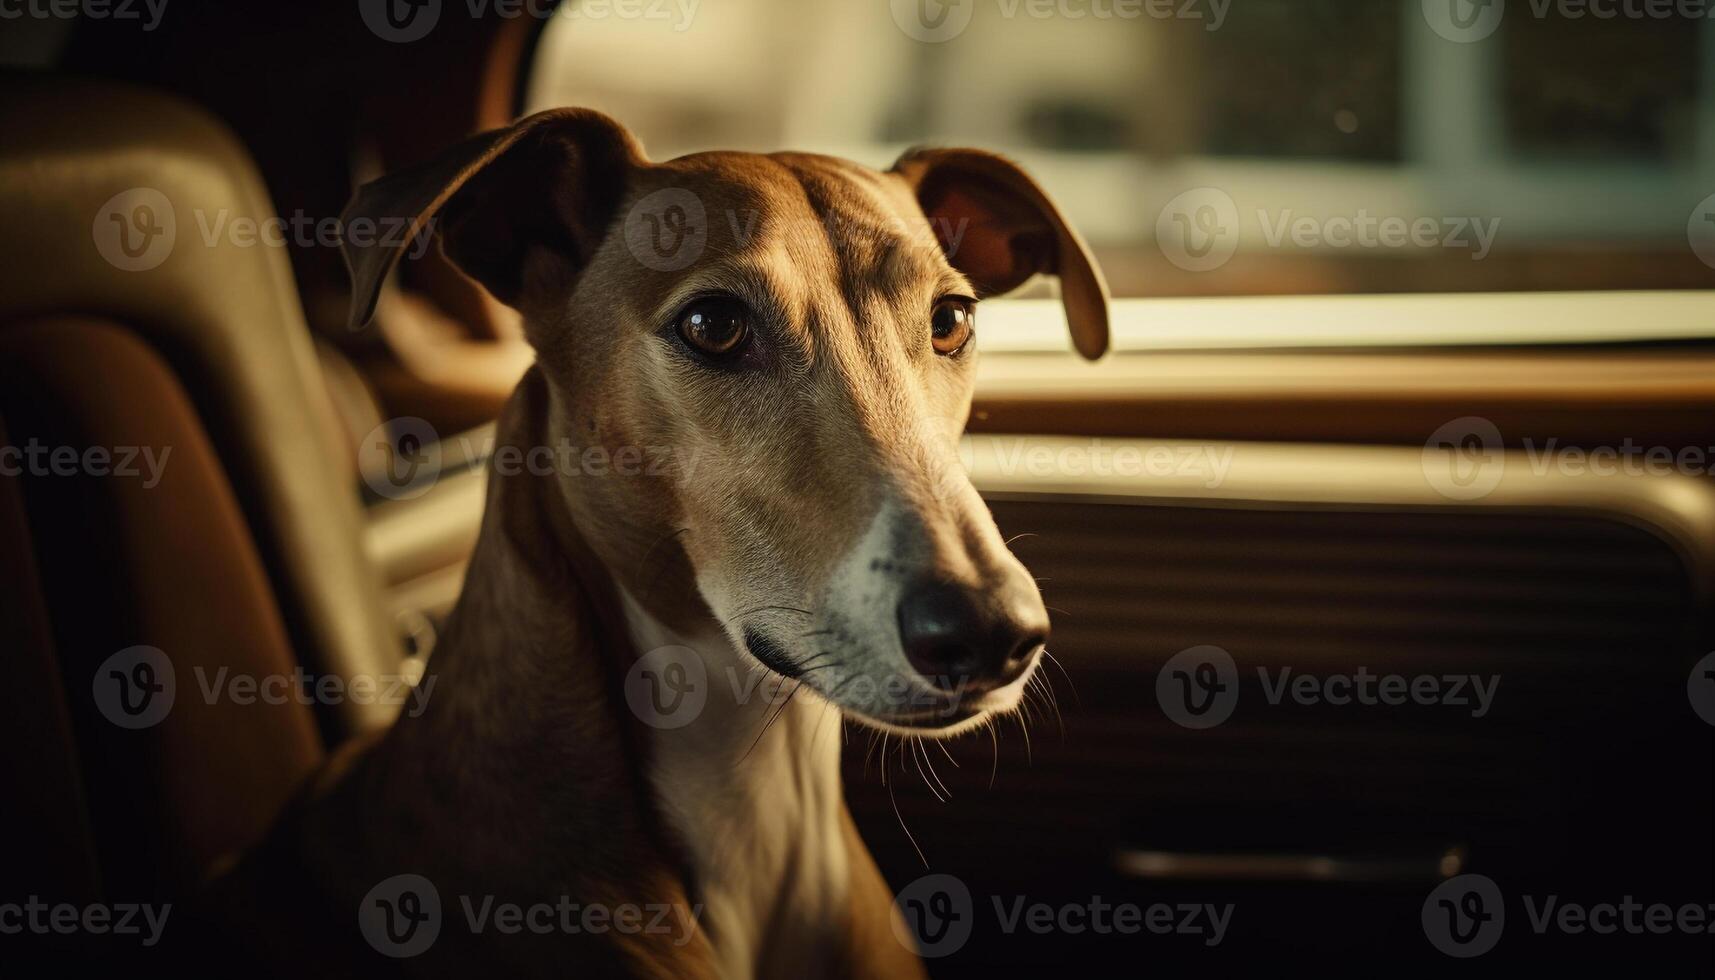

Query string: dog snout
[896,577,1048,692]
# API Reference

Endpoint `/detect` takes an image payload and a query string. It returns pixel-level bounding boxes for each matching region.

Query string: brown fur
[201,108,1107,977]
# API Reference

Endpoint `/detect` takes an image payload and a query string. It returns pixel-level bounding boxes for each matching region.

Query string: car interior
[2,0,1713,973]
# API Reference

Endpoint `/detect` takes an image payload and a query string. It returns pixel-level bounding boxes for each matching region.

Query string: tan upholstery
[0,74,402,733]
[0,317,325,896]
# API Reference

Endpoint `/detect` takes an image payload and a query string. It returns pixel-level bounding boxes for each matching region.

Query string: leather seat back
[0,74,404,734]
[0,317,324,903]
[0,75,405,910]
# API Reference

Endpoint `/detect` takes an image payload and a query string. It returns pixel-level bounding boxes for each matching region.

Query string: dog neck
[344,370,857,977]
[616,590,851,979]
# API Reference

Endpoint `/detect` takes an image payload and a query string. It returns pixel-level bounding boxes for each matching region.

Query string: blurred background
[528,0,1715,299]
[3,1,1715,974]
[9,0,1712,335]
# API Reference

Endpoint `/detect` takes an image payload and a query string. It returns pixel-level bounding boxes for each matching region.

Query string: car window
[527,0,1715,310]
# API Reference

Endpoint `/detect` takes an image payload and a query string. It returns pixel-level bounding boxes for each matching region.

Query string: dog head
[345,109,1107,736]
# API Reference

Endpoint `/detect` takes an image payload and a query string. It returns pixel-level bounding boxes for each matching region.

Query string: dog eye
[930,297,975,355]
[675,297,751,358]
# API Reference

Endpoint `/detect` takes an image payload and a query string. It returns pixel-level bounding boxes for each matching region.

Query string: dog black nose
[897,579,1048,691]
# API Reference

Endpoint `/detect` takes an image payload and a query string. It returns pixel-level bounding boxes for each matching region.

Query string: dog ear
[892,148,1110,360]
[341,108,645,330]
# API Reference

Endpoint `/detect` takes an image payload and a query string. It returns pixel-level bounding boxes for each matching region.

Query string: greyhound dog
[208,108,1107,979]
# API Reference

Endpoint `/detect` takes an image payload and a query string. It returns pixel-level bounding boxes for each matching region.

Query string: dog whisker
[823,671,859,703]
[808,695,839,757]
[740,678,804,764]
[987,717,1000,790]
[795,650,838,671]
[933,737,960,769]
[916,736,952,803]
[717,603,815,636]
[1030,670,1066,739]
[888,739,928,868]
[1042,648,1079,703]
[1014,708,1034,766]
[909,737,940,803]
